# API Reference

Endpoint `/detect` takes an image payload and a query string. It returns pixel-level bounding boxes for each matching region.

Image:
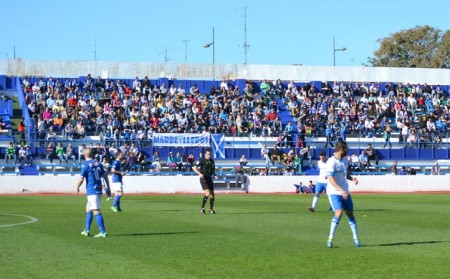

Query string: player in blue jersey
[110,151,125,212]
[308,151,328,212]
[76,148,110,237]
[325,141,361,248]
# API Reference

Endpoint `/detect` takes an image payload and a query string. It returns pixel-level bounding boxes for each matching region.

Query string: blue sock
[347,215,358,239]
[113,195,120,207]
[85,212,93,232]
[329,216,341,239]
[95,213,106,233]
[117,196,121,209]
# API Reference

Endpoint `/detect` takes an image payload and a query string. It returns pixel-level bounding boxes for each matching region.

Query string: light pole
[182,39,191,63]
[203,27,215,80]
[333,36,346,66]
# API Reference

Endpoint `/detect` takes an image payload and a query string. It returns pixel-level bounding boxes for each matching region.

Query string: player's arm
[111,166,125,176]
[328,175,348,199]
[76,176,84,194]
[192,162,204,178]
[346,172,358,185]
[212,164,218,180]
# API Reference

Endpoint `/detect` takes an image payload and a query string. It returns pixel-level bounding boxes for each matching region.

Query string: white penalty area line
[0,213,39,228]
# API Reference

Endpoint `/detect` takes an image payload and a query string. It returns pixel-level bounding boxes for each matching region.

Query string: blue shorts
[328,194,354,212]
[315,182,327,194]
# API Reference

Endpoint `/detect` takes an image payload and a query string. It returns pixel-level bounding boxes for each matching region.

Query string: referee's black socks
[201,196,208,208]
[210,197,215,209]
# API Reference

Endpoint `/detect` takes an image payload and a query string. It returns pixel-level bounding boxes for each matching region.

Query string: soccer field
[1,193,449,279]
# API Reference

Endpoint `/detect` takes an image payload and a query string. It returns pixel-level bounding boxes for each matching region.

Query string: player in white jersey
[325,141,361,248]
[307,151,328,212]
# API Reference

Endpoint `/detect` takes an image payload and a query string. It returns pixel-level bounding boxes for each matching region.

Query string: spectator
[18,146,26,166]
[175,151,184,171]
[45,142,55,164]
[151,151,161,172]
[270,145,282,165]
[18,117,25,143]
[350,152,360,172]
[431,162,440,175]
[399,166,407,175]
[364,143,379,165]
[261,144,271,166]
[56,142,65,164]
[359,151,369,171]
[383,125,392,149]
[167,152,176,171]
[409,167,416,175]
[299,145,312,167]
[239,154,248,166]
[324,124,335,148]
[24,145,33,166]
[187,152,195,171]
[407,129,418,149]
[307,180,316,193]
[65,143,76,164]
[78,144,87,164]
[5,142,17,164]
[391,160,398,175]
[135,151,146,171]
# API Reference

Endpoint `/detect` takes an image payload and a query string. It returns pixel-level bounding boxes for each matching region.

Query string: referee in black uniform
[193,149,218,214]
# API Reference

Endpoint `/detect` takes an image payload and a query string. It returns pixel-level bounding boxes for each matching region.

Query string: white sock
[311,195,319,209]
[329,216,340,239]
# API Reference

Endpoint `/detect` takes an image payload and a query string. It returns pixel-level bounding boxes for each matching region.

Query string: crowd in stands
[22,76,450,150]
[10,75,450,173]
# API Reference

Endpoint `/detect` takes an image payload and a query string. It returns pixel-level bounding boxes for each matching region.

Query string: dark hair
[335,141,348,152]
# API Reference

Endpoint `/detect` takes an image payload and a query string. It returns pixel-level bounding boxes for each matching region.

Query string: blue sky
[2,0,449,66]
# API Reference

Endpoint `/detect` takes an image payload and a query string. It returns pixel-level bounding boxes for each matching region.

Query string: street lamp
[203,27,215,80]
[333,36,346,66]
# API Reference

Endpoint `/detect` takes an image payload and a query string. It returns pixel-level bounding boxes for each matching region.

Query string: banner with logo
[211,134,225,159]
[152,133,210,147]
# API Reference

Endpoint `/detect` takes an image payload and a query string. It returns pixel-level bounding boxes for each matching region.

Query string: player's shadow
[367,240,450,247]
[115,231,200,237]
[222,211,298,215]
[354,209,392,212]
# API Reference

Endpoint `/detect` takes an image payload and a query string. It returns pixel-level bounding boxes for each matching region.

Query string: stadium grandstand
[1,70,450,183]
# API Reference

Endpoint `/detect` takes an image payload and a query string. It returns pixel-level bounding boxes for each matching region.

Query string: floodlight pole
[333,36,347,66]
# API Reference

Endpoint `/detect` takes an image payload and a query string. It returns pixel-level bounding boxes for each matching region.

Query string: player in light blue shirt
[76,148,109,237]
[325,141,361,248]
[110,151,125,212]
[308,151,328,212]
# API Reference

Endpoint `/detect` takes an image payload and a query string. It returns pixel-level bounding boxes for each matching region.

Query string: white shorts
[86,194,102,210]
[111,182,123,192]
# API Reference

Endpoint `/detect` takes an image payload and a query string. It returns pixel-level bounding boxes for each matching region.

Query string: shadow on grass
[115,231,200,237]
[367,240,450,247]
[355,209,392,212]
[221,211,298,215]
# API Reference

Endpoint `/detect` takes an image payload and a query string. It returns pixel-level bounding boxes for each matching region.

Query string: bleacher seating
[3,74,450,177]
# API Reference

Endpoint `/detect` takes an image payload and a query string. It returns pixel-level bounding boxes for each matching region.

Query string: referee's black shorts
[200,177,214,190]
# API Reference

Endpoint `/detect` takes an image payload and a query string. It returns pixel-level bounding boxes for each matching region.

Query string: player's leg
[208,180,215,214]
[91,195,106,237]
[201,188,210,214]
[309,183,325,212]
[200,179,209,214]
[343,196,361,247]
[327,195,344,248]
[111,182,123,212]
[81,202,93,236]
[116,189,123,211]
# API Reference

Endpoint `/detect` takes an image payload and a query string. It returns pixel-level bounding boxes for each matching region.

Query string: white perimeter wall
[1,59,450,84]
[1,175,449,194]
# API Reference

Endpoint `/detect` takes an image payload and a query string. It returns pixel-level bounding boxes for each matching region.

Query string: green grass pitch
[1,194,449,279]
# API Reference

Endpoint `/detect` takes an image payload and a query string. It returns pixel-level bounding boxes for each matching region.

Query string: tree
[368,25,450,68]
